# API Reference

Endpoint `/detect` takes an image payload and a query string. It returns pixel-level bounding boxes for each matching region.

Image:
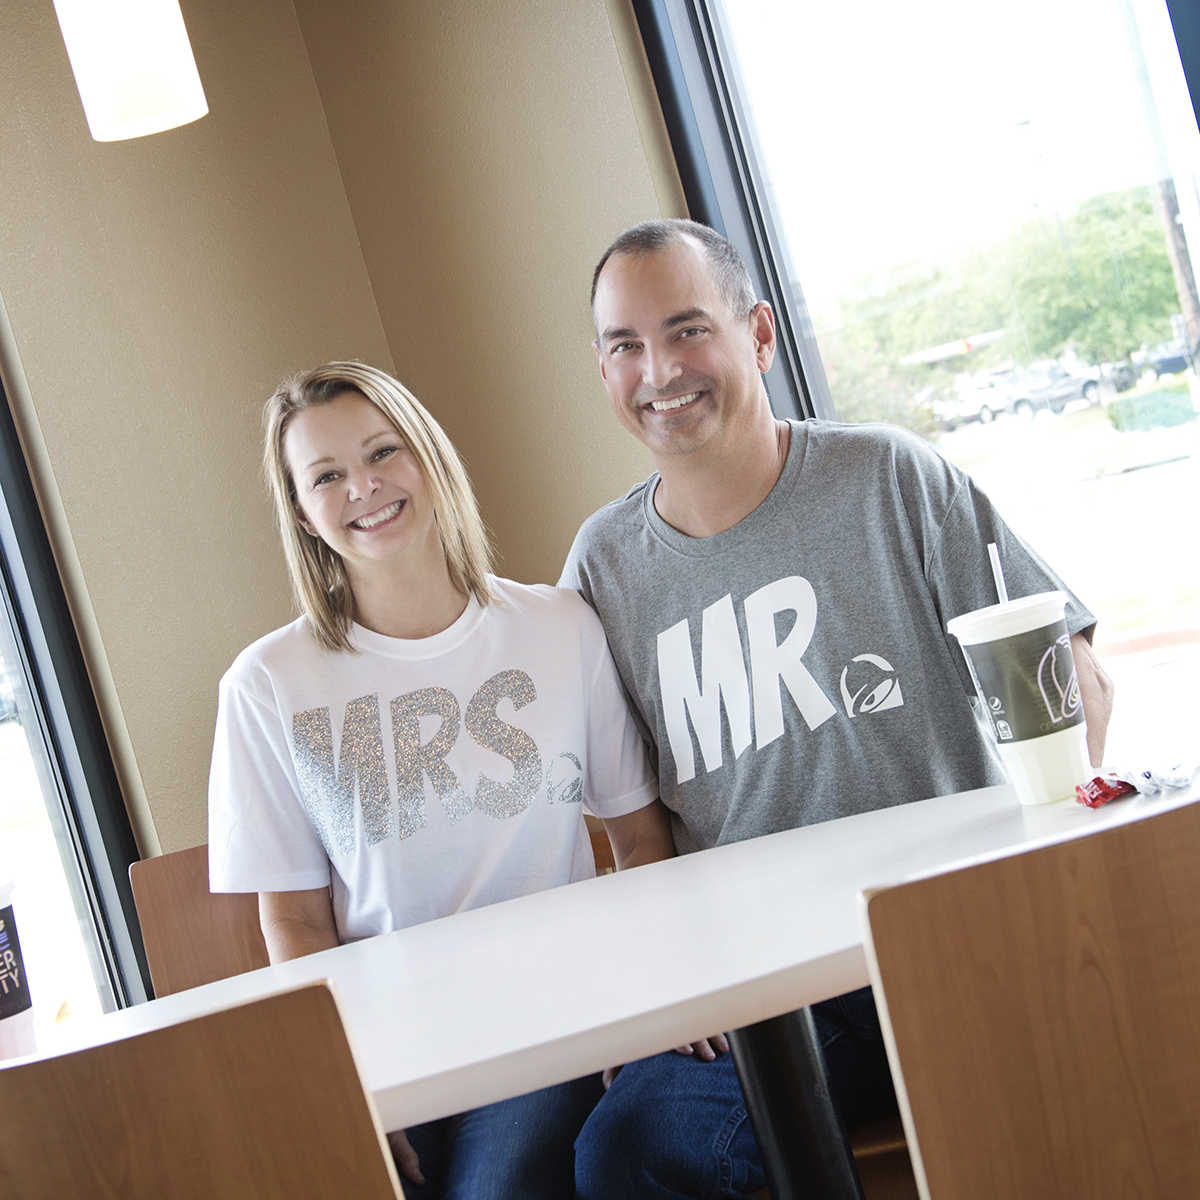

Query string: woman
[208,361,664,1198]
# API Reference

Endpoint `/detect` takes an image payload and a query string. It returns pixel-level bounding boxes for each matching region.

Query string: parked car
[928,384,989,430]
[930,369,1019,429]
[1098,360,1138,393]
[1008,361,1097,417]
[1140,339,1192,380]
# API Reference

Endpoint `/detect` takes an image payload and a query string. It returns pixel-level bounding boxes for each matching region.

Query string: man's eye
[678,326,705,339]
[611,341,637,354]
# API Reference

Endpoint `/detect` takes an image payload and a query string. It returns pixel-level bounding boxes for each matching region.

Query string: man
[561,219,1113,1198]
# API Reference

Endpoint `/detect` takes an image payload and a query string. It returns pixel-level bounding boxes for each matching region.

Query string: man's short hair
[590,219,757,319]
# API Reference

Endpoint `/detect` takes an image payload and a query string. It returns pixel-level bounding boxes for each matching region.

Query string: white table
[31,781,1200,1136]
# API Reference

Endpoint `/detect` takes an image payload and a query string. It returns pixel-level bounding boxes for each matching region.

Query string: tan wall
[294,0,685,584]
[0,1,391,852]
[0,0,681,854]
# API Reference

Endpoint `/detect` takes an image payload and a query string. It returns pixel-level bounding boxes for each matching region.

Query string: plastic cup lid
[946,590,1068,645]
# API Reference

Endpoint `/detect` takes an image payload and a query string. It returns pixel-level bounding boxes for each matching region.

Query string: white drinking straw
[987,542,1009,604]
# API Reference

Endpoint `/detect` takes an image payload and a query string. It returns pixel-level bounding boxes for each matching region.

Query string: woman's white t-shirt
[208,578,655,943]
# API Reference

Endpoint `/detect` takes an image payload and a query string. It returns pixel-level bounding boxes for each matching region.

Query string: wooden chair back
[0,981,402,1198]
[130,843,268,997]
[862,799,1200,1199]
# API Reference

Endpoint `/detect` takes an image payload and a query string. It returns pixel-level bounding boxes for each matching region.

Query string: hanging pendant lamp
[52,0,208,142]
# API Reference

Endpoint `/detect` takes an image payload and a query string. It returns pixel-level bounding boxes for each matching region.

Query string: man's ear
[751,301,777,373]
[593,338,608,382]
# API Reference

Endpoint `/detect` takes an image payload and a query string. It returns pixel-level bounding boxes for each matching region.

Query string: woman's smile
[348,498,406,531]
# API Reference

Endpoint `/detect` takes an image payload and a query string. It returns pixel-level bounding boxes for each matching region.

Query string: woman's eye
[372,445,399,461]
[313,471,338,487]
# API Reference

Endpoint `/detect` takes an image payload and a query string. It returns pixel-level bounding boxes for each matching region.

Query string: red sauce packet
[1075,775,1138,808]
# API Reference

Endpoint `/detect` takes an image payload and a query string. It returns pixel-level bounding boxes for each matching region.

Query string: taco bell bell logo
[1038,634,1080,724]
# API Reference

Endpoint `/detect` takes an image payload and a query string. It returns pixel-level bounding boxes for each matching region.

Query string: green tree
[999,188,1178,362]
[817,186,1180,433]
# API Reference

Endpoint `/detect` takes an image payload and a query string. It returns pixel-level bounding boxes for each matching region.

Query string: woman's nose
[347,469,380,501]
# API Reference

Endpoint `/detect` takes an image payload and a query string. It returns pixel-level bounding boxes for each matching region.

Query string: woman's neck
[347,540,470,640]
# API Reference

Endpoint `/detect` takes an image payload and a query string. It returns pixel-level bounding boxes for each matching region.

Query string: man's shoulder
[802,419,959,490]
[804,418,943,464]
[576,479,651,538]
[561,479,653,581]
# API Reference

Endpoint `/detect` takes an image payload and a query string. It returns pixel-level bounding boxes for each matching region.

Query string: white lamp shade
[53,0,208,142]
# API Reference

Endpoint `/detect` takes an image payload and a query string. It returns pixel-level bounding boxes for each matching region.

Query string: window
[0,374,148,1046]
[636,0,1200,765]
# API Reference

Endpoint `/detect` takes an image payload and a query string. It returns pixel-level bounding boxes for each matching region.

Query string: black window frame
[631,0,833,420]
[0,375,149,1006]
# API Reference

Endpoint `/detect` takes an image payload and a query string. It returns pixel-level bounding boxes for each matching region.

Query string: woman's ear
[294,506,316,537]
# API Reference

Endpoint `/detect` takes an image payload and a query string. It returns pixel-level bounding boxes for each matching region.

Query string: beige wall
[0,0,682,853]
[294,0,684,583]
[0,1,391,852]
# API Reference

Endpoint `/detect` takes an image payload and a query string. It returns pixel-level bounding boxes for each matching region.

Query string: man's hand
[386,1129,425,1186]
[674,1033,730,1062]
[1071,632,1114,766]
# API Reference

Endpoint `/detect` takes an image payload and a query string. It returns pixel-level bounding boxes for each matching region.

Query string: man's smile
[646,390,703,413]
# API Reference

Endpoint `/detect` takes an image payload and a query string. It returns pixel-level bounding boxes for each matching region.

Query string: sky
[717,0,1198,319]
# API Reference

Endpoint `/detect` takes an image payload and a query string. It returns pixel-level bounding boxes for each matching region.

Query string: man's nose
[642,344,682,390]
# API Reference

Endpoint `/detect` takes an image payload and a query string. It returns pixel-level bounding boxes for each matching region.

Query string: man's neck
[653,415,791,539]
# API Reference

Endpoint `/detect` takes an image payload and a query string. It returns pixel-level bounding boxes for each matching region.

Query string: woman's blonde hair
[264,362,493,652]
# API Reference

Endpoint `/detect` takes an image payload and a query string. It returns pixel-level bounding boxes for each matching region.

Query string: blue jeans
[401,1073,602,1200]
[575,986,897,1199]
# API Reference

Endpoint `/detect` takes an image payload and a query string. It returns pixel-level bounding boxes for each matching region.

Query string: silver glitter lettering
[464,669,542,818]
[291,695,390,855]
[391,687,470,831]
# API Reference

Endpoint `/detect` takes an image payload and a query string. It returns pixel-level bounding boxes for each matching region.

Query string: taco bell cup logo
[958,621,1084,743]
[946,592,1086,745]
[1038,634,1081,725]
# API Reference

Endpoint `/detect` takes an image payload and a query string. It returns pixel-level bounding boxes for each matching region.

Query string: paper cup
[947,591,1091,805]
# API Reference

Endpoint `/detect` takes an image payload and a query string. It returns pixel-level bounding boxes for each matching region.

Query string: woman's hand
[386,1129,426,1185]
[602,800,676,870]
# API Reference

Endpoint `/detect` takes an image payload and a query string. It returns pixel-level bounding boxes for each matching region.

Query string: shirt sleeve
[574,603,657,819]
[208,666,331,895]
[557,526,592,600]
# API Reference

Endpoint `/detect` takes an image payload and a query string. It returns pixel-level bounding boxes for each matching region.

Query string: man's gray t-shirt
[560,420,1094,854]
